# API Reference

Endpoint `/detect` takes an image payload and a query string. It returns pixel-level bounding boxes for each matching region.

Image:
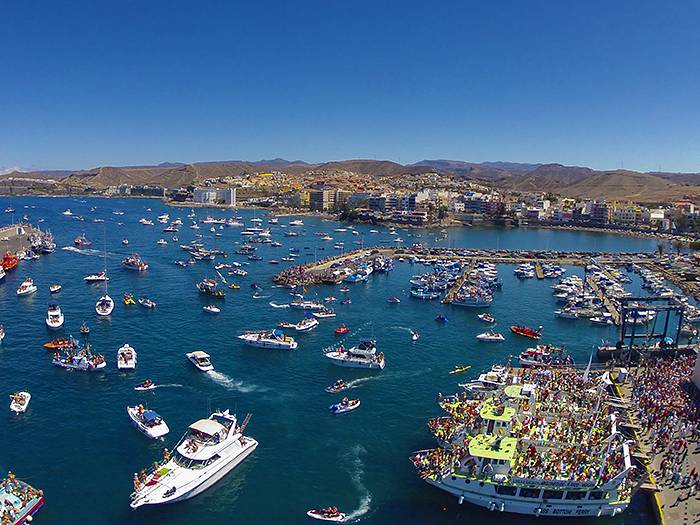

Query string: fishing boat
[122,253,148,271]
[387,296,401,304]
[127,405,170,439]
[1,252,19,271]
[135,379,156,391]
[325,379,349,393]
[295,316,319,332]
[9,391,31,413]
[0,473,44,523]
[203,304,220,314]
[16,278,37,296]
[329,398,360,414]
[117,344,137,370]
[325,340,385,369]
[307,508,346,522]
[123,292,136,305]
[130,410,257,508]
[45,302,65,329]
[477,313,496,323]
[138,297,156,309]
[84,271,109,282]
[186,351,214,371]
[96,294,114,316]
[335,324,350,335]
[74,233,92,247]
[510,324,542,340]
[237,329,298,350]
[519,345,574,368]
[476,331,504,342]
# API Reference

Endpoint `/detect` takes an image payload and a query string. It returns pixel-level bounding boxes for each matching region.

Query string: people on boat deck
[142,379,153,388]
[322,506,341,517]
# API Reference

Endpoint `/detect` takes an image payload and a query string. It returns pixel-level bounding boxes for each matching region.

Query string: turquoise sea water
[0,197,661,524]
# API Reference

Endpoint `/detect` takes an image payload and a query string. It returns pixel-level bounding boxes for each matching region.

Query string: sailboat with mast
[95,230,114,316]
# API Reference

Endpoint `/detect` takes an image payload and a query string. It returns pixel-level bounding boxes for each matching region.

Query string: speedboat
[117,344,137,369]
[477,313,496,323]
[476,331,505,342]
[157,239,168,246]
[329,398,360,414]
[237,329,298,350]
[312,308,336,319]
[84,271,109,282]
[45,302,65,329]
[325,340,385,369]
[9,391,31,413]
[129,410,257,508]
[49,283,62,294]
[135,379,156,391]
[127,405,169,439]
[334,324,349,335]
[74,233,92,246]
[387,296,401,304]
[510,324,542,339]
[411,330,420,341]
[138,297,156,309]
[95,294,115,316]
[307,508,346,522]
[122,238,129,245]
[16,278,37,296]
[186,351,214,371]
[203,304,220,314]
[325,379,349,393]
[295,317,319,332]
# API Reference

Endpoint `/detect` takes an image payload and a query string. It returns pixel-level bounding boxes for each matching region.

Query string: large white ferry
[130,410,257,508]
[412,370,636,518]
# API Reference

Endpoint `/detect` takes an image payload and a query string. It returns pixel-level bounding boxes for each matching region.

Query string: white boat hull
[10,392,31,413]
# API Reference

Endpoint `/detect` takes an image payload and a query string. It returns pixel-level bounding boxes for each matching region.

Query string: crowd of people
[1,472,42,525]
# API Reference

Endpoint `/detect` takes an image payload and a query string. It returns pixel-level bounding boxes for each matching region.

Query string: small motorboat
[340,298,352,305]
[186,351,214,371]
[123,292,136,305]
[511,324,543,340]
[307,508,347,522]
[122,238,129,245]
[127,405,170,439]
[329,398,360,414]
[80,322,90,335]
[117,343,137,370]
[96,294,114,316]
[334,324,350,335]
[49,283,62,294]
[9,391,31,414]
[435,315,448,323]
[476,331,505,342]
[0,325,5,343]
[157,239,168,246]
[138,297,156,309]
[203,304,220,314]
[387,296,401,304]
[312,309,336,319]
[134,379,156,391]
[449,364,472,375]
[16,278,37,296]
[477,313,496,323]
[295,317,319,332]
[411,330,420,341]
[45,302,65,330]
[84,271,109,282]
[339,287,350,293]
[325,379,349,394]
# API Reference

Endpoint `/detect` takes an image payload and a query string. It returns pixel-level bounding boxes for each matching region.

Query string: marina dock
[442,259,475,304]
[0,223,42,253]
[586,270,622,325]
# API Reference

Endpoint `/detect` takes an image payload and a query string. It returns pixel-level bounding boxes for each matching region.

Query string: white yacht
[45,302,65,329]
[294,317,319,332]
[186,351,214,371]
[130,410,258,508]
[16,278,37,296]
[476,331,504,342]
[289,219,304,226]
[237,329,298,350]
[325,339,385,369]
[127,406,169,439]
[139,218,154,226]
[117,344,137,369]
[290,299,326,310]
[84,271,109,282]
[96,294,114,316]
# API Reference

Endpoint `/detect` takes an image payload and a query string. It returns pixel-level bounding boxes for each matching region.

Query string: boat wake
[269,301,290,308]
[346,368,431,390]
[61,246,103,256]
[390,326,413,334]
[153,383,183,389]
[342,445,372,522]
[252,294,270,299]
[207,371,267,393]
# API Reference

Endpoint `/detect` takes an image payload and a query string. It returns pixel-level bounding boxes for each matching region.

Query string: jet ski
[325,379,349,394]
[134,379,157,391]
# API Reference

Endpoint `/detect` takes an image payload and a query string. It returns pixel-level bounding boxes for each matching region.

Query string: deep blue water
[0,197,660,524]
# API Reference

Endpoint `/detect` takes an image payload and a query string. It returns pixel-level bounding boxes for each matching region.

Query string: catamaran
[130,410,257,508]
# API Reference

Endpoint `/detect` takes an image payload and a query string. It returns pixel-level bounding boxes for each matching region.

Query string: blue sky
[2,1,700,172]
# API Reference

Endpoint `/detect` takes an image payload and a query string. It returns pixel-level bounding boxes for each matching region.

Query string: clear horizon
[2,1,700,173]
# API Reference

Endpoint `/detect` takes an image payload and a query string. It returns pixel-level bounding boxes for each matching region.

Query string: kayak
[329,399,360,414]
[449,365,472,375]
[307,509,347,522]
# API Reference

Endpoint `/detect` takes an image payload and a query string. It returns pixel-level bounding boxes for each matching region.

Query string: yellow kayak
[449,365,472,375]
[228,284,240,289]
[123,293,136,305]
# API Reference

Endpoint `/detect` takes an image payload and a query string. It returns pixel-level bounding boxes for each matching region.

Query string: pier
[0,223,41,254]
[442,259,475,304]
[585,268,622,325]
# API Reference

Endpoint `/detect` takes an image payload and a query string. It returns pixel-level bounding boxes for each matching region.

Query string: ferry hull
[427,478,629,518]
